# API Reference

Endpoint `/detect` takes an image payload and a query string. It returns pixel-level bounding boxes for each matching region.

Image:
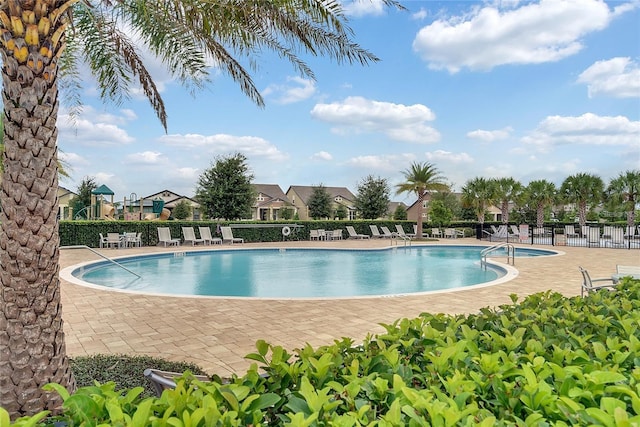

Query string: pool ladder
[61,245,142,279]
[480,242,515,270]
[392,234,412,246]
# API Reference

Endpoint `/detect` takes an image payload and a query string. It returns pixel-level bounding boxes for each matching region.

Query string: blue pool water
[69,246,554,298]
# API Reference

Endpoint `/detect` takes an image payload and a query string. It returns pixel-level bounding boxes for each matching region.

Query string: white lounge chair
[395,225,414,239]
[579,267,617,297]
[564,225,579,238]
[380,226,395,238]
[369,224,384,238]
[182,227,205,246]
[157,227,180,247]
[220,226,244,244]
[606,227,625,248]
[483,225,507,241]
[346,226,369,239]
[199,226,222,245]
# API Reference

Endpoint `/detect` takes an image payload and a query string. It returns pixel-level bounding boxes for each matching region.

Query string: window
[257,195,265,201]
[422,201,428,208]
[335,196,342,202]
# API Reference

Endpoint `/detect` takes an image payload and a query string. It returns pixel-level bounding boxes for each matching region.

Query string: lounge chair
[564,225,579,238]
[199,226,222,245]
[395,224,414,239]
[380,226,395,238]
[483,225,507,241]
[579,267,617,297]
[220,226,244,244]
[157,227,180,247]
[624,226,638,240]
[346,226,370,239]
[369,224,384,238]
[182,227,205,246]
[605,227,625,248]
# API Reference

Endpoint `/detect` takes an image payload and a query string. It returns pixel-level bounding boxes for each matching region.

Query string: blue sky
[58,0,640,205]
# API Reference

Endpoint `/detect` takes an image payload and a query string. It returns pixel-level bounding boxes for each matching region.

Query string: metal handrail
[391,234,412,247]
[60,245,142,279]
[480,242,515,270]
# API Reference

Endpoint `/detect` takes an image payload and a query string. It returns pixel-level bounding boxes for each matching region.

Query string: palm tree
[461,177,497,225]
[493,177,522,225]
[525,180,557,228]
[606,170,640,228]
[0,0,403,417]
[396,162,449,238]
[560,173,604,227]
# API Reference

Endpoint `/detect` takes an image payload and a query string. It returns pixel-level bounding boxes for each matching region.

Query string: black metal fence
[476,224,640,249]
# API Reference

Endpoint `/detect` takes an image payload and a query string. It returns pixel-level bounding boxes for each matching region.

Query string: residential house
[252,184,295,221]
[406,193,502,223]
[58,186,77,220]
[286,185,356,220]
[140,190,202,220]
[386,201,408,219]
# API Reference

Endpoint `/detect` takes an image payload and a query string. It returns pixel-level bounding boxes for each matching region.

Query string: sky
[57,0,640,206]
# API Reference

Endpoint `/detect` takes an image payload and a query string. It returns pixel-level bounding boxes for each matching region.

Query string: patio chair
[579,266,617,297]
[123,232,141,248]
[346,226,370,239]
[182,227,205,246]
[605,227,626,248]
[329,229,343,240]
[144,369,212,397]
[613,265,640,283]
[564,225,579,238]
[157,227,180,247]
[430,228,442,238]
[309,229,320,241]
[199,226,222,245]
[369,224,384,238]
[380,226,395,238]
[105,232,123,249]
[220,226,244,244]
[395,224,414,239]
[98,233,108,249]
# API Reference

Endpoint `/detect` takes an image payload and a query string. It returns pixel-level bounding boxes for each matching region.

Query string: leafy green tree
[396,162,449,238]
[172,200,192,220]
[0,0,403,416]
[606,170,640,228]
[560,173,604,227]
[430,189,462,220]
[354,175,390,220]
[461,177,497,225]
[429,200,453,227]
[308,185,332,219]
[280,206,294,220]
[493,177,523,224]
[67,176,97,219]
[196,154,255,220]
[525,180,557,228]
[393,205,407,220]
[335,205,348,220]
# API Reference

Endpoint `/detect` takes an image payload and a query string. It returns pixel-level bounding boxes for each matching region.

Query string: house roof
[91,184,114,195]
[286,185,356,204]
[253,184,288,201]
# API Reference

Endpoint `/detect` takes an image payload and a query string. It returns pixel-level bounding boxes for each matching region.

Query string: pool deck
[60,238,639,377]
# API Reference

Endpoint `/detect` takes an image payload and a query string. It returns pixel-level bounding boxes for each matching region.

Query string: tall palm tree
[396,162,449,238]
[461,177,497,225]
[560,173,604,227]
[493,177,522,225]
[606,170,640,228]
[0,0,403,417]
[525,179,557,228]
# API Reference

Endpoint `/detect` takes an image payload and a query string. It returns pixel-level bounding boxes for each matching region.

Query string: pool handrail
[61,245,142,279]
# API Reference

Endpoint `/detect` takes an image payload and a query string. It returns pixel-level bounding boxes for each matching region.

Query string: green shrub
[6,279,640,425]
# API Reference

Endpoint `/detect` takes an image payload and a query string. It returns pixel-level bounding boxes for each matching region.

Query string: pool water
[70,246,552,298]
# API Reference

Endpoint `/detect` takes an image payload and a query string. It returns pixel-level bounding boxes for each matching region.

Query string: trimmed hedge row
[5,278,640,425]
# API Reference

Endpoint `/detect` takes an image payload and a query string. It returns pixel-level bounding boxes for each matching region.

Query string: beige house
[58,186,77,220]
[251,184,295,221]
[406,193,501,223]
[286,185,356,220]
[142,190,202,220]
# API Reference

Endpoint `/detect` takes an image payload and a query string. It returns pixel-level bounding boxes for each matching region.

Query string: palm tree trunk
[578,201,587,226]
[536,204,545,228]
[416,192,424,238]
[0,0,75,418]
[501,200,509,224]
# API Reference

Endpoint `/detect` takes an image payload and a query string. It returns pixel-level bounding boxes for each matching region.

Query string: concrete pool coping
[59,238,639,377]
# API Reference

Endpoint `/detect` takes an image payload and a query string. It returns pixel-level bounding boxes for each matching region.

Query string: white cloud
[263,76,317,104]
[167,167,200,181]
[522,113,640,151]
[310,96,440,143]
[413,0,625,73]
[346,153,417,171]
[311,151,333,161]
[58,151,89,166]
[411,8,428,20]
[126,151,167,165]
[341,0,387,17]
[425,150,474,164]
[466,127,513,142]
[58,106,136,146]
[158,133,288,161]
[577,57,640,98]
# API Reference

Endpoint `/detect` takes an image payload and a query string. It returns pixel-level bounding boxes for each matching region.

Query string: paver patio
[59,238,639,377]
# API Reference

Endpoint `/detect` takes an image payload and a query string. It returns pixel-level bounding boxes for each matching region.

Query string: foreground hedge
[4,279,640,426]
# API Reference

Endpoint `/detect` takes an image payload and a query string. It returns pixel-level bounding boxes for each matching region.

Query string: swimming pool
[64,246,555,298]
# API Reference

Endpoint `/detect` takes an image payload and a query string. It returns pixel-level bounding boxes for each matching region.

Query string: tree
[280,206,294,221]
[396,162,449,238]
[393,205,407,220]
[560,173,604,227]
[172,200,192,220]
[493,177,523,224]
[335,205,348,220]
[354,175,390,220]
[195,154,255,220]
[606,170,640,228]
[525,180,557,228]
[429,200,452,227]
[67,176,97,219]
[308,185,332,219]
[0,0,403,416]
[461,177,497,225]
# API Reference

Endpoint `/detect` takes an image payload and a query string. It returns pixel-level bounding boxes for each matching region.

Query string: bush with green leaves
[5,279,640,425]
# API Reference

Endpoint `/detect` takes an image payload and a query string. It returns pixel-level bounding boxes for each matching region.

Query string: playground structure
[86,186,172,220]
[90,184,116,220]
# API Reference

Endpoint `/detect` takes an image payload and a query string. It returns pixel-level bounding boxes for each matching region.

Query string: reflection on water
[77,247,508,298]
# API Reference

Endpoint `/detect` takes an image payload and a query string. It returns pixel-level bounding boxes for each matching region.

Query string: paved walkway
[59,239,639,376]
